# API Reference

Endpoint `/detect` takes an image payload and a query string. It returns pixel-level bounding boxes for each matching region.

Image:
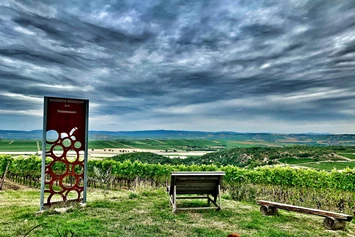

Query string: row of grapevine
[1,155,42,187]
[223,165,355,191]
[0,155,12,174]
[1,154,355,214]
[2,155,355,191]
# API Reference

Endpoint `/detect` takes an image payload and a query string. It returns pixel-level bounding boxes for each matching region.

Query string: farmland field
[278,157,314,164]
[89,139,240,150]
[2,139,355,172]
[88,139,289,150]
[0,139,283,152]
[339,153,355,159]
[295,161,355,171]
[0,140,38,152]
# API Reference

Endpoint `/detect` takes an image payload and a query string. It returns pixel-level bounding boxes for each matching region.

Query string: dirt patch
[1,179,34,191]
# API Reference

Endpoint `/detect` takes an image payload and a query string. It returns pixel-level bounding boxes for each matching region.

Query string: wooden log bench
[257,200,353,230]
[167,171,225,213]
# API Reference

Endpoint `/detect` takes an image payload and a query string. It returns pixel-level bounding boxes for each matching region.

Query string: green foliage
[180,146,351,167]
[3,154,355,193]
[128,192,139,199]
[0,155,13,174]
[299,162,355,171]
[229,183,355,214]
[4,155,41,178]
[102,146,354,168]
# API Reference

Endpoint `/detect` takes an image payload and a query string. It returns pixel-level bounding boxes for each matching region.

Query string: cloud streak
[0,0,355,133]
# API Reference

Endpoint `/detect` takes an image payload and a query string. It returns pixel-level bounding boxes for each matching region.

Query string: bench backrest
[169,171,225,196]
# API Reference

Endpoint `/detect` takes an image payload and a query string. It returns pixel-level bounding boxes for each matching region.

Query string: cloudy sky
[1,0,355,133]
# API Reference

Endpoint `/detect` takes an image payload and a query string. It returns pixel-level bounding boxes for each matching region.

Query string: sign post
[40,96,89,211]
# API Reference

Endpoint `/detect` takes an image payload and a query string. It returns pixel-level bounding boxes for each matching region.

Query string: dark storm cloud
[1,0,355,132]
[0,94,39,110]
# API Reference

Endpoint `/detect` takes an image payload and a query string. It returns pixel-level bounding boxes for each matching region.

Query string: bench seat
[168,171,225,212]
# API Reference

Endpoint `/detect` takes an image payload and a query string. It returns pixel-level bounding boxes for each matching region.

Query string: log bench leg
[323,217,346,230]
[260,205,278,215]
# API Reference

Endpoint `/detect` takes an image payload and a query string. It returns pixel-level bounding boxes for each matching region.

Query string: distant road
[0,152,38,155]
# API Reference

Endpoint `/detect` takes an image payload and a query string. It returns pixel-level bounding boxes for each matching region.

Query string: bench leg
[172,185,177,213]
[217,184,221,211]
[323,217,346,230]
[207,185,222,210]
[169,194,173,206]
[260,205,278,215]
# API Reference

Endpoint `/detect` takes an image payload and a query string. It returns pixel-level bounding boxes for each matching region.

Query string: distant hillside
[0,130,42,139]
[182,146,354,167]
[105,146,355,169]
[0,129,355,146]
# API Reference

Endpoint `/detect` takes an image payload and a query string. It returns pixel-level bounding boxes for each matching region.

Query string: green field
[1,186,354,237]
[338,150,355,153]
[1,139,275,152]
[0,138,332,152]
[89,139,225,150]
[0,140,38,152]
[278,157,315,164]
[88,139,279,150]
[295,161,355,171]
[339,153,355,159]
[223,140,284,148]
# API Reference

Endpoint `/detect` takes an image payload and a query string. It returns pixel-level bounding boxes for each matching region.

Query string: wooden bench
[168,171,225,213]
[257,200,353,230]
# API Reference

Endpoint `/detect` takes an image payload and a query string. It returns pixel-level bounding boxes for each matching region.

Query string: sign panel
[40,96,89,210]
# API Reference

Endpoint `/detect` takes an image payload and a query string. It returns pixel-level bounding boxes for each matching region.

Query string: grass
[297,161,355,171]
[1,186,355,237]
[224,140,284,148]
[278,157,314,164]
[339,153,355,160]
[337,150,355,154]
[0,140,38,152]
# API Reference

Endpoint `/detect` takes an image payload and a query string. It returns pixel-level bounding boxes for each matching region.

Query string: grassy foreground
[1,185,355,237]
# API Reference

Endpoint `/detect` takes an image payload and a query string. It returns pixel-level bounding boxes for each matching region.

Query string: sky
[0,0,355,134]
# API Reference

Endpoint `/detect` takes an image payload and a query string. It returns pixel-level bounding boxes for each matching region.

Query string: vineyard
[1,154,355,215]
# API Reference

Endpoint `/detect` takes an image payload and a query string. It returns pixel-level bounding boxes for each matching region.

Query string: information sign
[40,96,89,210]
